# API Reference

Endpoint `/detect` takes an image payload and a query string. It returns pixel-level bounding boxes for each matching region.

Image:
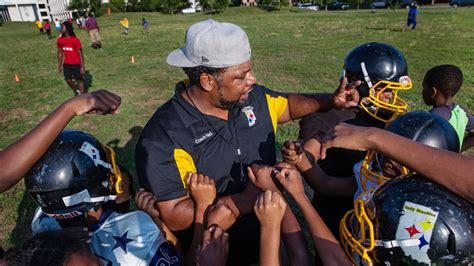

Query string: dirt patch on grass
[0,108,32,124]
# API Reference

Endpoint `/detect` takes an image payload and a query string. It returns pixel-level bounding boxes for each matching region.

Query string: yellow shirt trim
[174,148,196,190]
[265,94,288,133]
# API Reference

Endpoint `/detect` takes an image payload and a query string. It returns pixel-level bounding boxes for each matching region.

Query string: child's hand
[254,190,287,229]
[188,173,216,208]
[67,89,121,115]
[135,188,160,220]
[196,225,229,266]
[281,140,304,165]
[247,164,279,192]
[274,163,306,198]
[207,203,236,230]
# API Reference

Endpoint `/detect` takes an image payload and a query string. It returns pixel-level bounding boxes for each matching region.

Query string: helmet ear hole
[447,233,456,255]
[71,160,81,178]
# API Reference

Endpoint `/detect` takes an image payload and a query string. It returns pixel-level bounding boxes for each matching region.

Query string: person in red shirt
[57,21,85,95]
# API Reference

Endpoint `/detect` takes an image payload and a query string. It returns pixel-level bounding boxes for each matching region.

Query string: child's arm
[195,225,229,266]
[0,90,121,193]
[135,188,178,246]
[78,48,85,76]
[275,167,352,266]
[186,173,216,265]
[321,123,474,202]
[248,165,312,265]
[57,48,63,73]
[282,140,356,196]
[254,190,287,266]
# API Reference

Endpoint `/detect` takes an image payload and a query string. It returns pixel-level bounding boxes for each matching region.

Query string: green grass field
[1,6,473,248]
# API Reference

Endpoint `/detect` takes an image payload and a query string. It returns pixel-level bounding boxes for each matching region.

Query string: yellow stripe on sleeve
[265,94,289,133]
[173,148,197,190]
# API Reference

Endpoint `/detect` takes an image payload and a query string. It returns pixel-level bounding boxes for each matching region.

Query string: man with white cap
[136,19,360,264]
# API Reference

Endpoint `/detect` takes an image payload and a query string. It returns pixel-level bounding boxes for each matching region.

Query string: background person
[57,21,85,95]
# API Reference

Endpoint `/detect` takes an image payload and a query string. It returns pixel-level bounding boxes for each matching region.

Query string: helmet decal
[395,201,439,264]
[79,141,112,170]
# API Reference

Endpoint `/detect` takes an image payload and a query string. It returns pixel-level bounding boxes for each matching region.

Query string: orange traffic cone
[14,74,20,82]
[131,56,136,64]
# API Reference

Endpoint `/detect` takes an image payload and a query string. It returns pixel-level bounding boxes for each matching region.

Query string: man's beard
[217,85,241,110]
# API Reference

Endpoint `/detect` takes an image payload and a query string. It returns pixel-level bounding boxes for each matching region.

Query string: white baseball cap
[166,19,252,68]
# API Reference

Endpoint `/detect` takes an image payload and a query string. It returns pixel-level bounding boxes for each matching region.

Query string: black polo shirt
[136,81,288,202]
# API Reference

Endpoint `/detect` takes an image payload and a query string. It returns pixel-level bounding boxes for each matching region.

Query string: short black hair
[1,229,92,266]
[423,64,463,98]
[183,66,227,86]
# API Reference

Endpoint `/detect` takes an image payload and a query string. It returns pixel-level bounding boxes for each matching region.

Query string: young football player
[0,90,120,194]
[283,43,413,246]
[422,64,474,151]
[26,130,181,265]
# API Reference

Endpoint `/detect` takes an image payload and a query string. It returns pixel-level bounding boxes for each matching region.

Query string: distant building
[0,0,108,22]
[241,0,257,6]
[0,0,52,22]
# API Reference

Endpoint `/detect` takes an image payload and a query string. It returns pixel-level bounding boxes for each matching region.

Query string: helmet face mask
[26,130,123,220]
[343,42,413,123]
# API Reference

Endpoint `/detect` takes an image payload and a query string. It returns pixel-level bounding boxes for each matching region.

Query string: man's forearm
[159,198,195,231]
[288,93,333,120]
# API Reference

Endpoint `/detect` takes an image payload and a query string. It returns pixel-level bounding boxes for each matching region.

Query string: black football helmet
[344,42,413,123]
[25,130,123,220]
[341,174,474,265]
[358,111,460,191]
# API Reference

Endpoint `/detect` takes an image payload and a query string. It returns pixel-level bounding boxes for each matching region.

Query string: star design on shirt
[404,224,421,238]
[112,231,134,254]
[418,235,429,249]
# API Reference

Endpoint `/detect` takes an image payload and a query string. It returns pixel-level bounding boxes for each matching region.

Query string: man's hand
[332,77,361,109]
[135,188,160,220]
[188,173,216,209]
[196,225,229,266]
[274,163,306,198]
[247,164,279,192]
[80,67,86,76]
[67,89,121,115]
[254,190,287,229]
[321,123,376,160]
[207,203,236,230]
[58,65,63,73]
[282,140,304,165]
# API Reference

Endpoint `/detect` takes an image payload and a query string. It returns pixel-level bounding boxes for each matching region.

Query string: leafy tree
[68,0,89,15]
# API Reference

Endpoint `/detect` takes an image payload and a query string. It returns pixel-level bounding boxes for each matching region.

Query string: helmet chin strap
[373,239,420,248]
[85,194,117,203]
[361,62,373,88]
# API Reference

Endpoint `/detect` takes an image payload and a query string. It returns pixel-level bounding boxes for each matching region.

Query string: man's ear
[199,73,215,92]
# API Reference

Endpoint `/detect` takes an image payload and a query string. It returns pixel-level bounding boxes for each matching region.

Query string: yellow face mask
[359,151,410,193]
[359,77,413,123]
[340,197,377,265]
[103,145,124,194]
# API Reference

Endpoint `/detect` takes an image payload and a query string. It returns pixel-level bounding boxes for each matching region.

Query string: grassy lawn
[1,6,473,248]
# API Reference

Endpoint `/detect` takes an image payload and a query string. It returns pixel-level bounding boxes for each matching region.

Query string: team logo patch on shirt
[242,106,256,127]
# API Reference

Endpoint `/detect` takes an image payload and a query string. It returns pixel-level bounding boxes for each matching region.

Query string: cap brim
[166,48,199,68]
